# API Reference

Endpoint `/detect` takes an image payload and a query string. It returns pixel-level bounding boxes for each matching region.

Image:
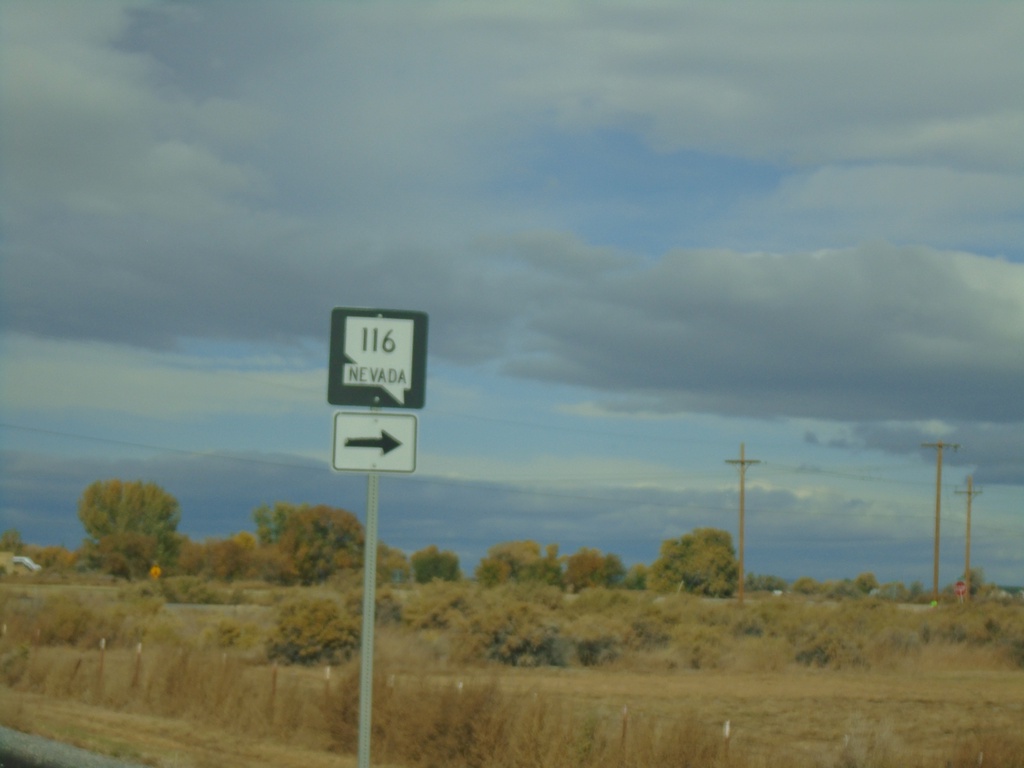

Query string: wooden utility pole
[922,441,959,601]
[726,443,760,604]
[955,476,981,602]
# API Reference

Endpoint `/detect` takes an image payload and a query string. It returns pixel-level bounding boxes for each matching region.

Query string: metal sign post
[357,469,379,768]
[328,307,427,768]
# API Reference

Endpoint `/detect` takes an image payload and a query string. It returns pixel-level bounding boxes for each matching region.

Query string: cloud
[848,421,1024,486]
[5,2,1021,240]
[750,165,1024,253]
[0,334,322,419]
[502,244,1024,422]
[4,239,1023,424]
[1,1,271,221]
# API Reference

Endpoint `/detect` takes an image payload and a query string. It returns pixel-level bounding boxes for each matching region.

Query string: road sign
[328,308,427,408]
[332,412,417,473]
[955,580,967,597]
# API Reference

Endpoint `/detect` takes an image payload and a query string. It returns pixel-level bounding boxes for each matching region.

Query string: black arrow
[345,430,401,455]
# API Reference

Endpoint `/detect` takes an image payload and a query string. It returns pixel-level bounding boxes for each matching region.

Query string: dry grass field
[2,578,1023,767]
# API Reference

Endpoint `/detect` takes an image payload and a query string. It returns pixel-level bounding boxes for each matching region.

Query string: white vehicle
[13,555,41,572]
[0,552,42,573]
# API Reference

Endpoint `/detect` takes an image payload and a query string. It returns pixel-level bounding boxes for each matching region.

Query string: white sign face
[343,316,416,405]
[332,412,417,473]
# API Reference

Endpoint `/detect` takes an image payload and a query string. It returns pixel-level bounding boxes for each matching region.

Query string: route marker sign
[326,308,427,768]
[332,412,417,473]
[328,308,428,408]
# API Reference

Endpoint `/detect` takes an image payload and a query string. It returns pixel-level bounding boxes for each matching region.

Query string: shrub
[563,616,623,667]
[794,627,865,669]
[459,600,567,667]
[159,576,222,605]
[0,644,30,685]
[202,618,263,650]
[32,594,124,648]
[791,576,821,595]
[266,598,360,665]
[745,572,788,593]
[403,581,475,630]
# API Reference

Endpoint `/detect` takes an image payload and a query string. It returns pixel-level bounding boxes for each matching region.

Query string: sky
[1,0,1022,587]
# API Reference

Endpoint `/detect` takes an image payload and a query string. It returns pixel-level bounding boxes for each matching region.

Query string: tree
[962,567,986,597]
[207,532,258,581]
[854,572,879,595]
[791,576,822,595]
[377,543,410,585]
[77,479,181,579]
[253,502,293,545]
[475,540,563,588]
[648,528,738,597]
[411,545,461,583]
[746,572,788,593]
[563,547,625,592]
[95,531,157,579]
[623,563,648,590]
[255,503,364,585]
[0,528,25,554]
[24,544,77,572]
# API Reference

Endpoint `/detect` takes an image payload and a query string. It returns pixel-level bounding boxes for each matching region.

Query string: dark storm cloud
[848,422,1024,487]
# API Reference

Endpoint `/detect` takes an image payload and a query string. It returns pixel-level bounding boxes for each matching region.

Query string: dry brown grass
[2,580,1023,767]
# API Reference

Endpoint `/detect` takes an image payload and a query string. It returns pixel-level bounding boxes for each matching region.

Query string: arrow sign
[345,431,401,455]
[332,412,417,473]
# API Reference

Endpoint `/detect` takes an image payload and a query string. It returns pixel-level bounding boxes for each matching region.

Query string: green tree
[77,479,181,578]
[648,528,738,597]
[563,547,625,592]
[411,545,461,583]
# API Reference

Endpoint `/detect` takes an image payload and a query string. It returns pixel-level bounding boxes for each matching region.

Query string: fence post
[97,638,106,697]
[132,642,143,689]
[268,661,278,721]
[620,705,629,764]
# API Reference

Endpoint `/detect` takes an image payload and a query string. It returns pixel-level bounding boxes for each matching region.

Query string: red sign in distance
[954,580,967,597]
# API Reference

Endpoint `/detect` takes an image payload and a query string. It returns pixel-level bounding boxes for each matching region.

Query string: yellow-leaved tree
[648,527,738,596]
[77,479,181,579]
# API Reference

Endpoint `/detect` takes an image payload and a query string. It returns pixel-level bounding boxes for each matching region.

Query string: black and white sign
[332,412,417,473]
[328,308,427,408]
